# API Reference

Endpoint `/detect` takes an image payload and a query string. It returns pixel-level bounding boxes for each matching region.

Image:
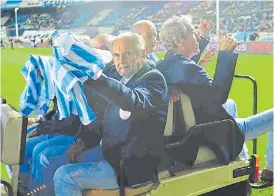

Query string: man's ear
[174,37,183,48]
[174,38,185,53]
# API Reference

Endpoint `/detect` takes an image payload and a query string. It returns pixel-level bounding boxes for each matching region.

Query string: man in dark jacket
[157,15,245,164]
[131,20,159,66]
[53,32,167,196]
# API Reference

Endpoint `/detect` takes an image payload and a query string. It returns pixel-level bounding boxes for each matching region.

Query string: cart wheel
[202,180,252,196]
[0,179,13,196]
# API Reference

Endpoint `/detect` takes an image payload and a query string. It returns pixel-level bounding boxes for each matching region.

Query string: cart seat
[0,104,27,165]
[85,93,218,196]
[164,94,217,165]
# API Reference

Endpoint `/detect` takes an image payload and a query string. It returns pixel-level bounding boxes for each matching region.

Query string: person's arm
[32,115,81,136]
[191,18,214,63]
[84,70,167,112]
[210,51,238,104]
[164,51,237,106]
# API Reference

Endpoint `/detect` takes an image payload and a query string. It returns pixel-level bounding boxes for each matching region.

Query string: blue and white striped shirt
[20,55,55,116]
[20,33,112,125]
[52,33,111,125]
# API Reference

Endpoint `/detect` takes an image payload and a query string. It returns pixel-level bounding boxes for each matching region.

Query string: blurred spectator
[249,32,260,41]
[3,0,273,44]
[1,39,4,49]
[9,37,14,49]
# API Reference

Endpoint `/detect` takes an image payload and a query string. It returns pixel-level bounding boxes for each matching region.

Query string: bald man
[92,34,115,67]
[92,34,114,51]
[131,20,159,66]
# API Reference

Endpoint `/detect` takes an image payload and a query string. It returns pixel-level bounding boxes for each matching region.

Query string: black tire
[229,181,252,196]
[0,179,13,196]
[201,181,252,196]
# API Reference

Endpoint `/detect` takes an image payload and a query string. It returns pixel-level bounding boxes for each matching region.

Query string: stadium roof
[1,0,199,9]
[1,0,91,9]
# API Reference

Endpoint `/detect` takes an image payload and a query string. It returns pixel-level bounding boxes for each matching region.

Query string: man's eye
[113,54,119,58]
[124,52,131,56]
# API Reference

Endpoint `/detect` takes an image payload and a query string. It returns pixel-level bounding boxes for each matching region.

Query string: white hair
[112,32,146,53]
[160,15,195,52]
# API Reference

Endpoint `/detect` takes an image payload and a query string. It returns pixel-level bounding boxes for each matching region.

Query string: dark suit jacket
[35,97,82,136]
[84,63,168,185]
[157,51,245,161]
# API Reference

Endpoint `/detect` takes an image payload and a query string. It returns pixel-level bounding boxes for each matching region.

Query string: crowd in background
[1,0,273,44]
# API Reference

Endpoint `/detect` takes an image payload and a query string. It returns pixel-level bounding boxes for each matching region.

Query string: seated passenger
[21,34,121,195]
[18,63,80,194]
[131,19,213,67]
[92,33,114,51]
[18,33,116,194]
[157,15,273,159]
[18,112,80,195]
[131,20,159,65]
[52,32,167,196]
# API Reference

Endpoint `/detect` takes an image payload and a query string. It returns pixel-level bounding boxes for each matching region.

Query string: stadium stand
[24,13,57,30]
[100,7,128,25]
[72,11,94,27]
[1,1,273,44]
[1,16,10,26]
[188,1,216,16]
[87,9,112,26]
[219,1,273,40]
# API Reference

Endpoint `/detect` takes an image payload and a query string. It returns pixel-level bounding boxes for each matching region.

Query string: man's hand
[26,130,39,139]
[218,31,240,52]
[199,19,215,37]
[68,139,86,163]
[199,48,217,67]
[169,88,182,103]
[28,118,37,126]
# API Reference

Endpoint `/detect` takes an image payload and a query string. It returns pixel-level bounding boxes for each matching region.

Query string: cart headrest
[1,104,27,165]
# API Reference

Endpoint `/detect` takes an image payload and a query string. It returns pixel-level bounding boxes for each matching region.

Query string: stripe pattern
[20,33,109,125]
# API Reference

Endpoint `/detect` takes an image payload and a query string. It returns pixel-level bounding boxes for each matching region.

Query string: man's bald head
[93,34,114,51]
[131,20,157,53]
[131,20,156,34]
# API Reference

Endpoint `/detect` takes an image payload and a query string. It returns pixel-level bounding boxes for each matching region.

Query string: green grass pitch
[1,48,273,195]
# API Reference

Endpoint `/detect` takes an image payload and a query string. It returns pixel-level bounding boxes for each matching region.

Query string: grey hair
[160,15,195,52]
[131,20,156,34]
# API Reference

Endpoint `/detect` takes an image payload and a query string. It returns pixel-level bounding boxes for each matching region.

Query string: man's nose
[152,36,157,43]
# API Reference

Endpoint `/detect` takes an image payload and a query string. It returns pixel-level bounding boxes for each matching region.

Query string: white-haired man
[53,32,168,195]
[157,15,273,163]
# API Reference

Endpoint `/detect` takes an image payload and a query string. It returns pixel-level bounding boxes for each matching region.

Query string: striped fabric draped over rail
[20,55,55,116]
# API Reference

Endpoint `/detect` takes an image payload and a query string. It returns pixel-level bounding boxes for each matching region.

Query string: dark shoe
[250,169,273,189]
